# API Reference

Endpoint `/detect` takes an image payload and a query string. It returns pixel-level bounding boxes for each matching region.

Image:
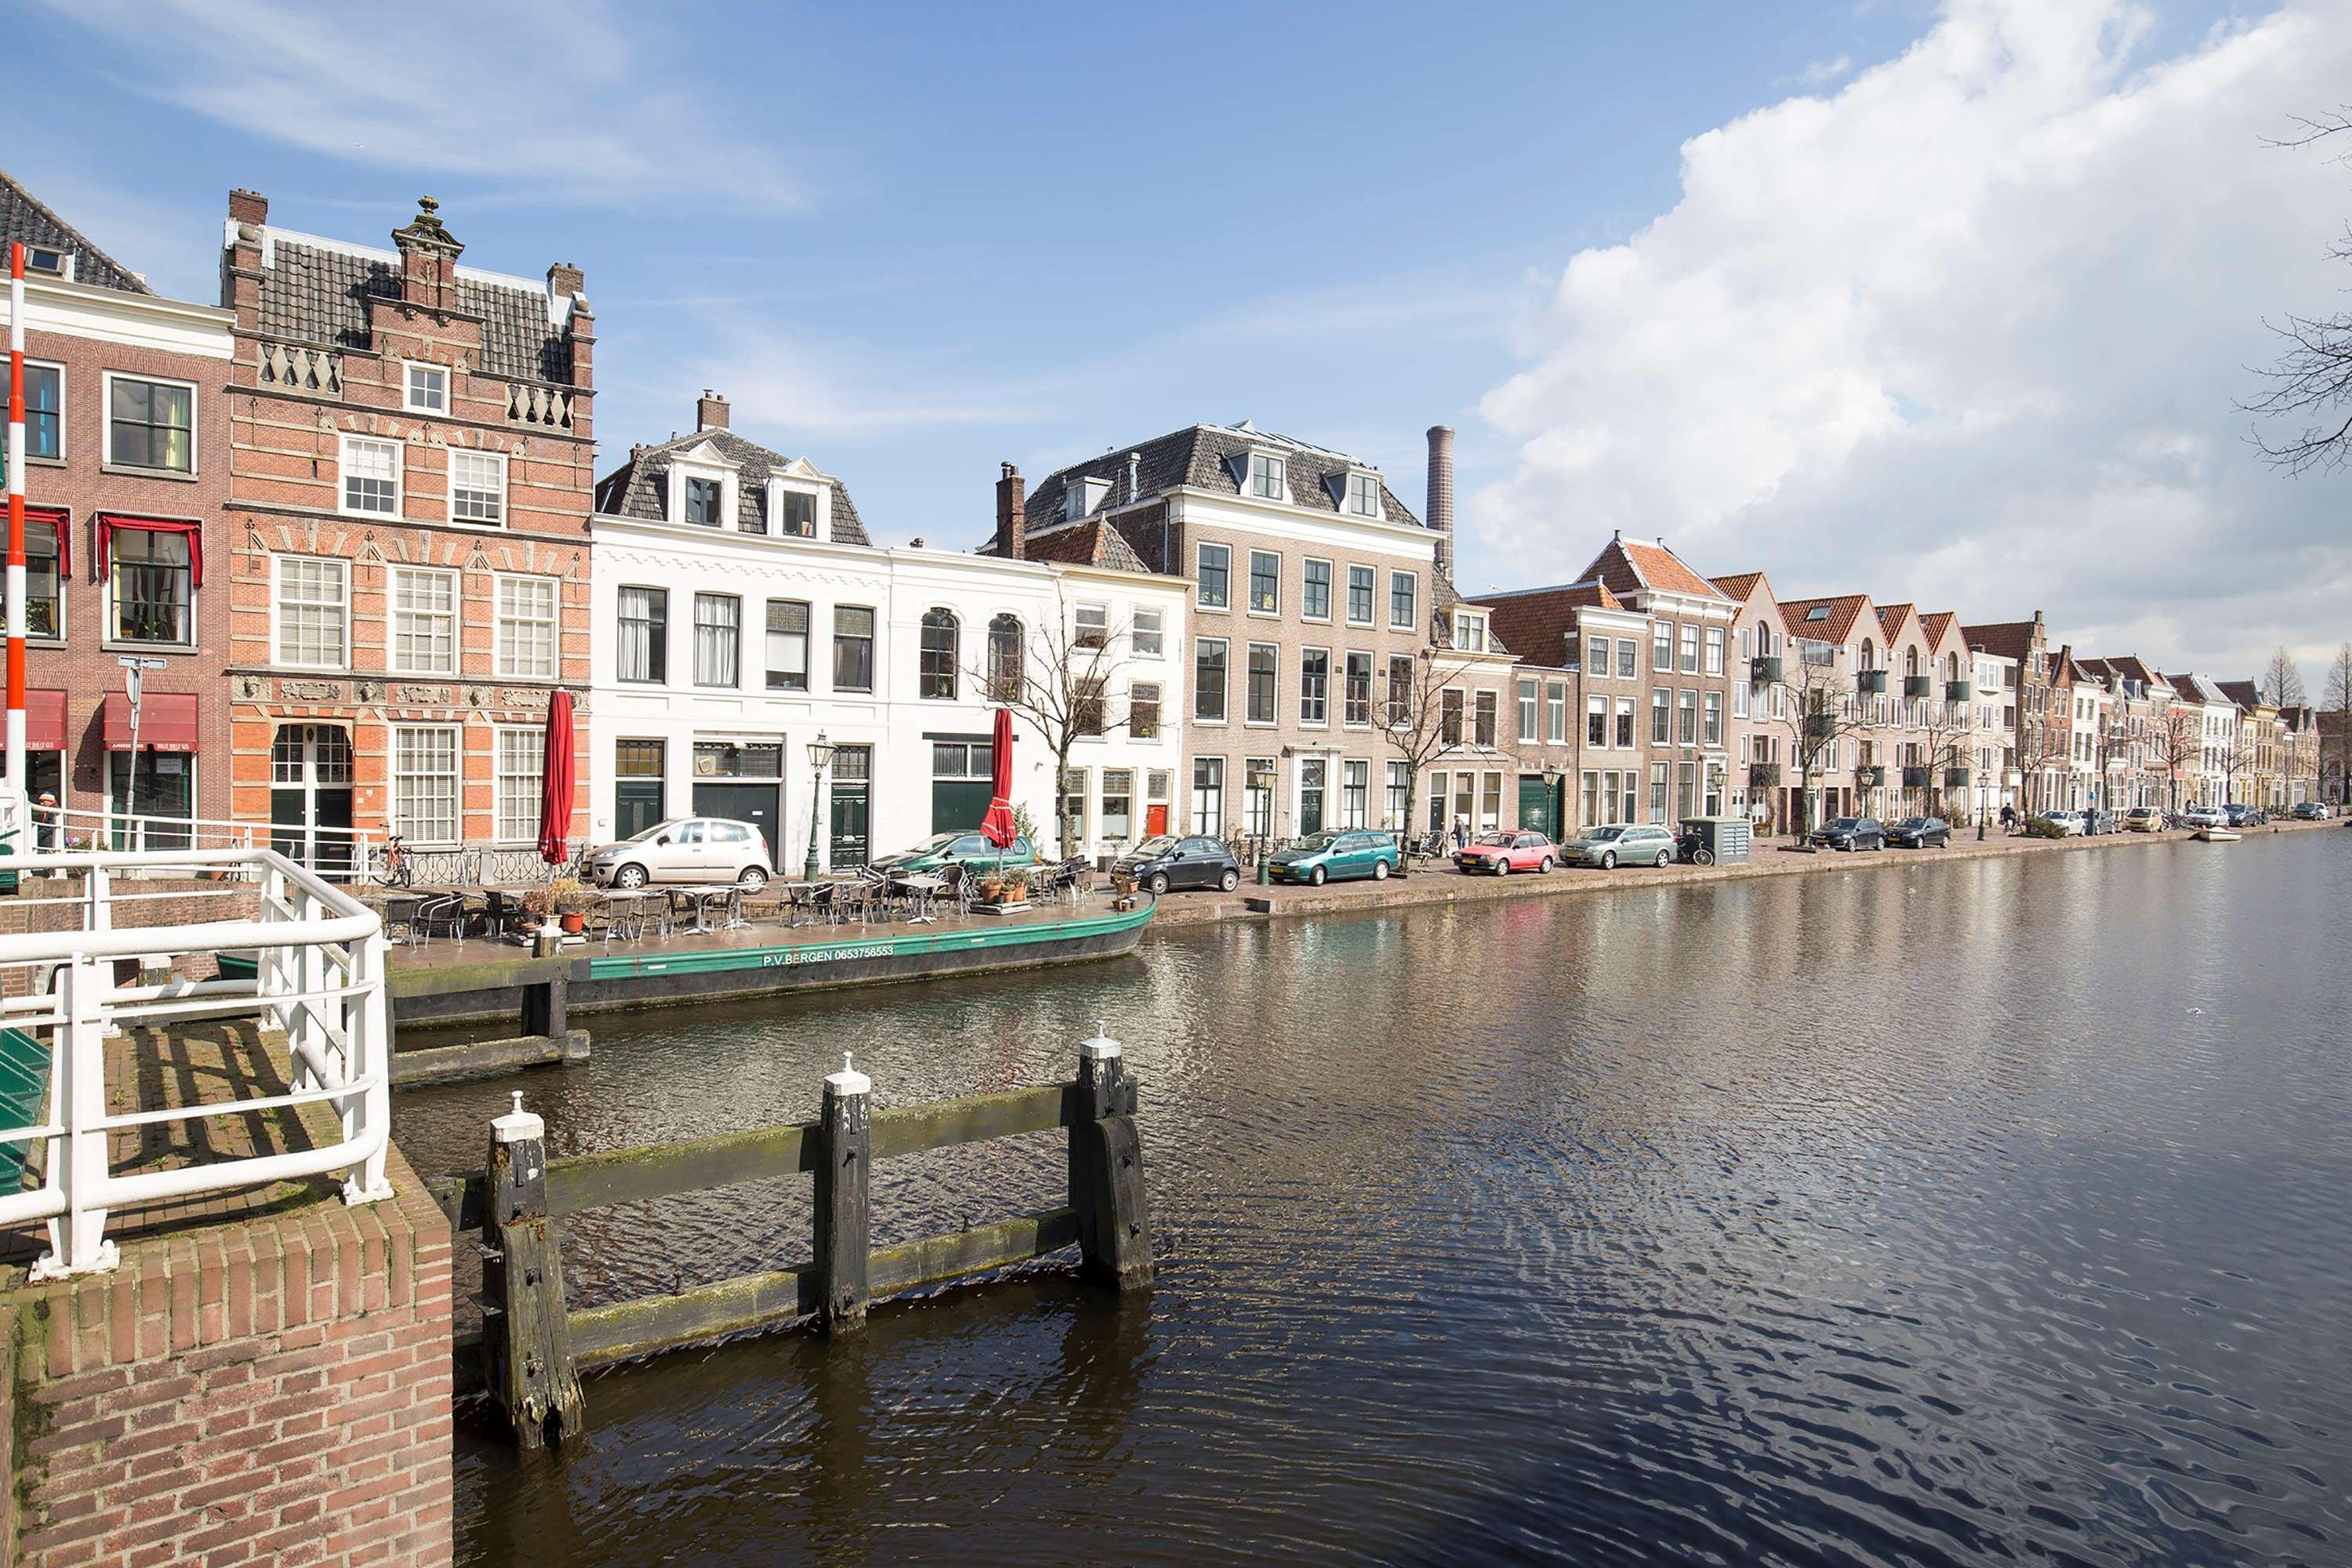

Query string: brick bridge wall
[1,1145,453,1567]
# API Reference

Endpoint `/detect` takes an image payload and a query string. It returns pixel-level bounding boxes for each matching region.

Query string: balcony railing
[507,381,577,430]
[1857,670,1888,695]
[256,341,343,397]
[1902,765,1931,788]
[1803,713,1838,741]
[0,848,394,1277]
[1748,762,1782,786]
[1751,655,1783,684]
[1903,675,1933,699]
[1946,681,1973,702]
[1944,768,1972,788]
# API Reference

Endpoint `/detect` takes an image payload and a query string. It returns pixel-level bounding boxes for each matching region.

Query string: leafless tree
[1915,691,1973,822]
[2259,645,2308,708]
[974,592,1138,860]
[2160,704,2205,812]
[1374,649,1489,876]
[1764,652,1874,837]
[2325,641,2352,803]
[2244,110,2352,472]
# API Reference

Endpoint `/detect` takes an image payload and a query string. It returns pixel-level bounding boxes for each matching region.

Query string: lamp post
[1541,762,1562,840]
[802,731,837,883]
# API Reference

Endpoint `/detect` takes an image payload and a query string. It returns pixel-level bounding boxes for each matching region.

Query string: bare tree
[1764,652,1874,837]
[2160,704,2204,812]
[1374,649,1487,877]
[975,592,1137,861]
[2244,110,2352,472]
[2325,641,2352,803]
[2259,645,2308,708]
[1914,691,1973,822]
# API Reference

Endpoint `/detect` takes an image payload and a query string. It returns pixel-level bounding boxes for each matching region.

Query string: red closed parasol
[539,689,575,866]
[978,706,1017,849]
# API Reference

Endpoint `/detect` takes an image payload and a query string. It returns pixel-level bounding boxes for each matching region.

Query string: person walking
[1450,815,1468,852]
[1999,802,2016,834]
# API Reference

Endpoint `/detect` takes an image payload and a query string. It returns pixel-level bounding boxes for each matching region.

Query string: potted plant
[518,887,551,931]
[550,875,589,935]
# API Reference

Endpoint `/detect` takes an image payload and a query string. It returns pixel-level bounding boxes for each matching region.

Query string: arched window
[1946,652,1961,681]
[920,608,959,700]
[1905,646,1921,677]
[986,613,1023,702]
[1860,638,1876,670]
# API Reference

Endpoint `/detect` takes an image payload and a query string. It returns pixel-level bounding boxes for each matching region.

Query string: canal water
[402,831,2352,1566]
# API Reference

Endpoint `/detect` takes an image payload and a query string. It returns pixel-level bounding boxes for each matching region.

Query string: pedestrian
[32,790,57,854]
[1999,803,2015,833]
[1451,815,1468,851]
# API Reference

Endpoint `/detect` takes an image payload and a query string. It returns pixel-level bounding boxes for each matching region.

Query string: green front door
[829,746,871,869]
[1298,760,1325,837]
[1518,774,1559,839]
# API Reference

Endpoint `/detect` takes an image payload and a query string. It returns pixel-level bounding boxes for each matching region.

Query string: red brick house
[217,193,596,875]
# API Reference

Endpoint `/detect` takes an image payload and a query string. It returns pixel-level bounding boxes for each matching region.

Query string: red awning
[95,515,201,587]
[100,691,199,753]
[24,689,66,752]
[14,506,67,575]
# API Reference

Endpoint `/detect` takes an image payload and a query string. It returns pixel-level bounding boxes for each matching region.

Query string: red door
[1145,804,1169,835]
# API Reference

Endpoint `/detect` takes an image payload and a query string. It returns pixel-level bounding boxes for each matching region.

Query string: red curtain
[96,515,202,587]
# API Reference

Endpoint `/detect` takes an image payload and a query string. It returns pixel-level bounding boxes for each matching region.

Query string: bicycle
[369,833,414,890]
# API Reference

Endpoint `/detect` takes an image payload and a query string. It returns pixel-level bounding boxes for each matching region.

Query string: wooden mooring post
[440,1028,1155,1447]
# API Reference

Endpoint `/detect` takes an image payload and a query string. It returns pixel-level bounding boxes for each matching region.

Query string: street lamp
[802,731,837,882]
[1541,762,1562,839]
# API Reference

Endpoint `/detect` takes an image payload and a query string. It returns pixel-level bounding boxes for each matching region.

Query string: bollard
[483,1091,584,1449]
[1068,1022,1153,1290]
[815,1052,872,1334]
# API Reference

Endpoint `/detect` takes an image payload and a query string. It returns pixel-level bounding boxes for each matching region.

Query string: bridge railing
[0,847,394,1279]
[11,804,380,881]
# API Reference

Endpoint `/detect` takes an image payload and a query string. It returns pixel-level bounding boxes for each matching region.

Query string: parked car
[869,831,1040,876]
[2080,809,2116,835]
[1563,823,1677,869]
[2123,807,2164,833]
[1265,829,1399,886]
[2290,801,2328,821]
[1454,829,1558,875]
[1813,816,1886,851]
[2180,804,2227,829]
[1886,816,1951,848]
[1112,835,1242,895]
[2222,804,2260,829]
[2038,811,2085,837]
[585,817,775,891]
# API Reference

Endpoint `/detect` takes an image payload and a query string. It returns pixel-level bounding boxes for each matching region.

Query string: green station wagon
[1265,830,1399,886]
[868,832,1039,876]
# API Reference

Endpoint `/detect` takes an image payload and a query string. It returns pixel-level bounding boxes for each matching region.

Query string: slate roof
[2167,673,2237,709]
[0,169,151,294]
[593,428,869,546]
[1959,620,2038,662]
[1780,594,1872,645]
[1022,421,1426,538]
[1469,580,1623,669]
[1578,535,1730,603]
[252,229,573,384]
[2216,679,2266,712]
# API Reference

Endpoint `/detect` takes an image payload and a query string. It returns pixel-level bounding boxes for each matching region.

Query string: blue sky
[10,1,2346,680]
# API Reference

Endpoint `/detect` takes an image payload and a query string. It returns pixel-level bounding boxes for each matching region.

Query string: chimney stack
[227,189,268,227]
[697,390,730,432]
[1425,425,1455,575]
[547,260,585,300]
[996,462,1026,560]
[1126,450,1141,504]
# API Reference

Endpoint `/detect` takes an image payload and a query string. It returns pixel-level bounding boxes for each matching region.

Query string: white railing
[13,805,378,880]
[0,847,394,1279]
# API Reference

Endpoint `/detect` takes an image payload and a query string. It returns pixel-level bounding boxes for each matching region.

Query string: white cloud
[1470,0,2352,678]
[43,0,808,214]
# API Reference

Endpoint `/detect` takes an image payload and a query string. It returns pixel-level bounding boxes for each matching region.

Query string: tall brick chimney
[1425,425,1455,575]
[996,462,1026,559]
[390,195,463,311]
[227,189,268,227]
[547,260,585,300]
[697,390,730,432]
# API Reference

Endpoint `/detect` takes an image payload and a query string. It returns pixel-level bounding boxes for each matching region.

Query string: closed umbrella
[539,689,575,866]
[979,707,1016,871]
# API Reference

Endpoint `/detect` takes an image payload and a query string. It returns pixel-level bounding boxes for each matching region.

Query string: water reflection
[421,832,2352,1565]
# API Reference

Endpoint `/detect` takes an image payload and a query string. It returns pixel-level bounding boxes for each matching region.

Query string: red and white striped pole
[6,241,25,803]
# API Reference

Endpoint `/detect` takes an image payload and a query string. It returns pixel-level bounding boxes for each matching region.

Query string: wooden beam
[869,1207,1080,1296]
[869,1083,1073,1160]
[569,1267,816,1370]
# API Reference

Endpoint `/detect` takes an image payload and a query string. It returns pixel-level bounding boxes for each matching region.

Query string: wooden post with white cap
[482,1090,584,1448]
[815,1051,873,1334]
[1069,1022,1153,1290]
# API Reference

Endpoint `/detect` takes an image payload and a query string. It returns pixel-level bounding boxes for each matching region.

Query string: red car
[1454,829,1558,875]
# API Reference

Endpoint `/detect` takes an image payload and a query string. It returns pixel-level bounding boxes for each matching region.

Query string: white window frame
[1247,450,1287,502]
[1345,470,1381,518]
[493,726,546,844]
[339,434,402,518]
[100,370,199,477]
[1196,541,1232,612]
[1074,601,1111,649]
[495,573,561,680]
[1453,611,1486,652]
[391,724,462,846]
[1301,557,1334,623]
[1389,570,1417,631]
[388,564,458,676]
[449,448,506,527]
[1131,607,1164,659]
[403,361,448,415]
[270,554,350,671]
[667,460,738,528]
[1345,564,1375,627]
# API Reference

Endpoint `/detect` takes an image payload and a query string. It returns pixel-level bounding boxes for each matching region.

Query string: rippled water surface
[402,833,2352,1566]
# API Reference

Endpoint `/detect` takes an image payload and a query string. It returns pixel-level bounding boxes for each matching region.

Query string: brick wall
[4,1145,452,1568]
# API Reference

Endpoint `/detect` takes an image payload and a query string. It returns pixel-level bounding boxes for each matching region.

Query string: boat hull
[2194,828,2240,842]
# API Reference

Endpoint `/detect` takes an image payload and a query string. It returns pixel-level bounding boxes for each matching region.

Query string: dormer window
[775,488,815,538]
[1067,474,1111,522]
[1805,604,1830,622]
[21,246,68,280]
[684,476,725,527]
[404,362,448,414]
[1345,472,1381,517]
[1248,452,1285,501]
[1453,611,1487,652]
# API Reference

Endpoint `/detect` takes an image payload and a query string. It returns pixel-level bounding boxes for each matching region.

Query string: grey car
[585,817,775,891]
[1563,822,1677,869]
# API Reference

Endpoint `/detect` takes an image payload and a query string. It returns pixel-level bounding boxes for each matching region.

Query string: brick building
[217,193,596,873]
[1708,570,1792,831]
[0,172,237,843]
[1962,612,2068,815]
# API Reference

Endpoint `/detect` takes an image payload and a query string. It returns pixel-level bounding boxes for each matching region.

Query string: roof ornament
[392,194,464,260]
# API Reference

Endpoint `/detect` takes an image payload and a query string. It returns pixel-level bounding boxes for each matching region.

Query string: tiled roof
[0,169,151,295]
[1959,620,2038,662]
[1469,580,1621,668]
[1918,610,1957,652]
[2216,680,2265,712]
[1578,535,1730,603]
[1874,602,1918,645]
[2165,673,2236,708]
[593,428,869,546]
[996,518,1152,574]
[253,230,572,384]
[1023,422,1427,535]
[1709,571,1767,604]
[1779,593,1872,645]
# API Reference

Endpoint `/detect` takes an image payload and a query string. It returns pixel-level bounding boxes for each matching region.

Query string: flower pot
[560,910,585,935]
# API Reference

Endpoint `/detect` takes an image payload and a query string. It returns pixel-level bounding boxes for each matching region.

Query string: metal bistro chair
[935,862,971,920]
[382,894,423,948]
[413,891,471,948]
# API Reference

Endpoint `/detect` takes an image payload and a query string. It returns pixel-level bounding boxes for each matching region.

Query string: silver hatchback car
[1564,822,1677,869]
[584,817,774,891]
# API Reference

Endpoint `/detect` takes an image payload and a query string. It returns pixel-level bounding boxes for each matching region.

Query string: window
[1454,612,1486,652]
[1651,688,1671,744]
[1059,768,1091,848]
[107,376,194,474]
[1196,639,1229,720]
[1345,652,1373,727]
[619,587,668,683]
[393,726,459,844]
[110,522,198,644]
[1649,763,1668,824]
[1346,473,1381,517]
[1303,559,1332,620]
[1733,680,1748,719]
[404,362,447,413]
[20,364,60,460]
[1678,689,1697,744]
[1387,655,1414,725]
[1653,622,1673,671]
[694,593,742,688]
[451,450,504,524]
[833,606,875,691]
[390,567,456,674]
[1588,696,1608,748]
[8,517,61,637]
[496,575,558,679]
[1243,758,1276,840]
[1249,452,1284,499]
[1347,566,1374,625]
[775,488,816,538]
[1102,769,1134,842]
[273,554,346,666]
[919,608,959,699]
[1132,608,1163,657]
[1677,761,1697,821]
[1617,640,1636,680]
[1704,627,1724,676]
[341,436,400,515]
[1519,679,1540,743]
[1704,691,1723,746]
[1474,691,1497,748]
[1546,683,1567,744]
[1585,636,1610,677]
[1074,677,1108,736]
[766,599,811,691]
[1299,648,1329,724]
[1390,572,1417,630]
[1480,772,1502,833]
[1386,762,1410,827]
[495,728,543,843]
[1073,602,1109,649]
[1131,682,1162,739]
[1431,773,1452,833]
[986,613,1023,701]
[1341,760,1370,828]
[1443,688,1465,746]
[1249,550,1280,613]
[1198,543,1231,609]
[1615,698,1635,750]
[1192,757,1225,834]
[1247,643,1278,724]
[684,476,726,528]
[1679,624,1700,674]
